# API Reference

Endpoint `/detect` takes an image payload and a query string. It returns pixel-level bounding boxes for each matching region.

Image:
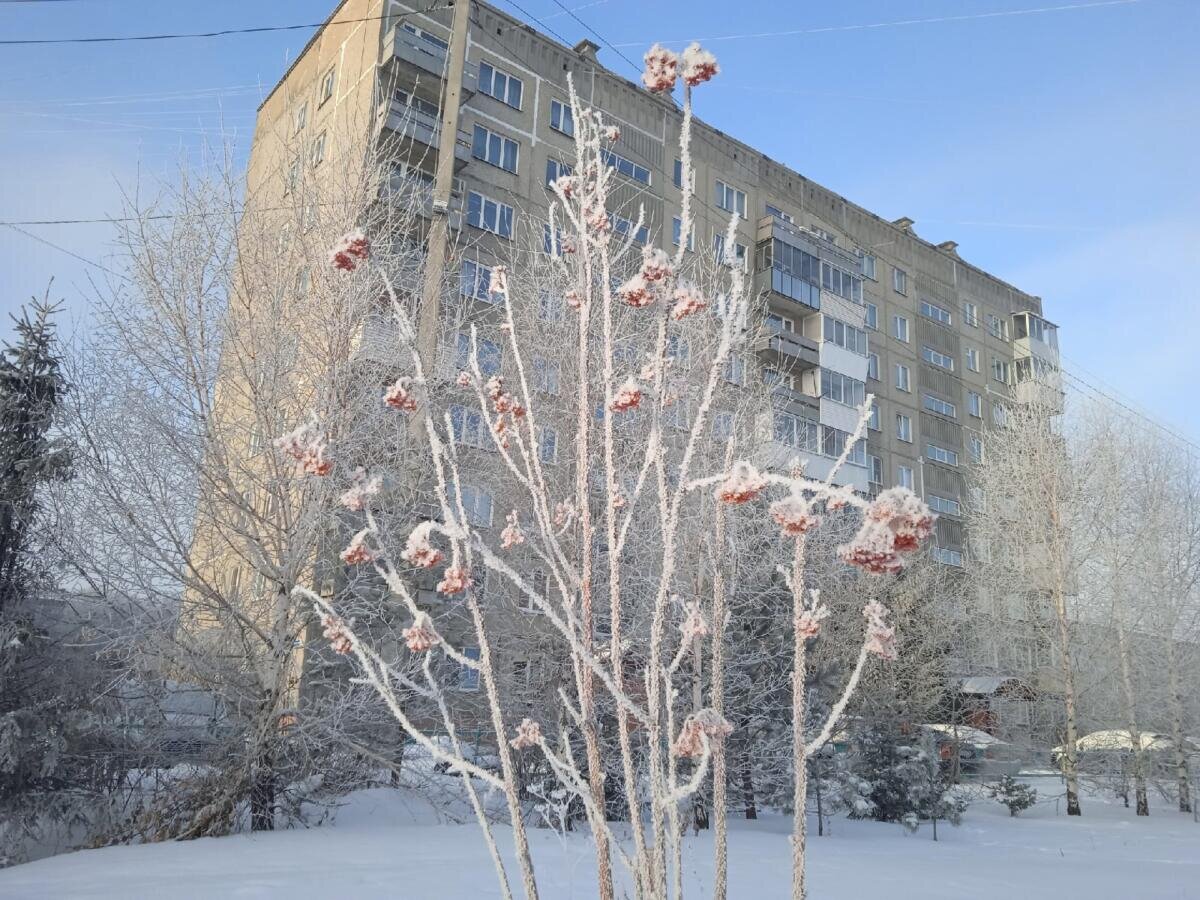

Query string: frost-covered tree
[293,44,936,900]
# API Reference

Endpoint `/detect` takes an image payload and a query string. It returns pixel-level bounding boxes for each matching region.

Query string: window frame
[478,60,523,109]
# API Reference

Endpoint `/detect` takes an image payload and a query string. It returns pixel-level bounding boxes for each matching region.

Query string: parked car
[922,724,1023,778]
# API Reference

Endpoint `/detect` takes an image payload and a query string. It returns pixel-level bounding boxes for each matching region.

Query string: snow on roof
[958,676,1033,696]
[922,724,1007,747]
[1075,730,1178,752]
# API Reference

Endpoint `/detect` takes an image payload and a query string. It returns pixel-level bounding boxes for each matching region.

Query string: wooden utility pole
[415,0,471,369]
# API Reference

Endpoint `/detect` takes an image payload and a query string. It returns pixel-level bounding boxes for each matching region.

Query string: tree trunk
[1049,502,1082,817]
[790,535,809,900]
[1165,638,1193,813]
[741,756,758,820]
[1115,617,1149,816]
[250,746,275,832]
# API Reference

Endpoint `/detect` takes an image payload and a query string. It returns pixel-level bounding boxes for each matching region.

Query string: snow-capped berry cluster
[509,718,543,750]
[501,510,525,550]
[681,42,720,87]
[769,495,822,538]
[400,522,443,569]
[320,613,354,655]
[670,281,707,320]
[715,461,767,504]
[863,600,898,661]
[552,175,578,199]
[274,422,332,476]
[437,565,471,596]
[485,376,525,418]
[403,614,439,652]
[339,468,382,512]
[641,246,673,282]
[617,273,655,308]
[383,376,418,413]
[553,500,576,528]
[838,487,934,574]
[680,600,709,641]
[340,528,372,565]
[604,125,620,143]
[565,289,582,310]
[610,377,643,412]
[641,43,679,93]
[796,597,831,640]
[456,371,473,389]
[672,709,733,758]
[329,229,370,272]
[487,265,509,297]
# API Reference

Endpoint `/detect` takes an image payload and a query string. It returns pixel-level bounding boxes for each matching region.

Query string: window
[892,315,909,342]
[535,291,564,324]
[319,66,336,104]
[295,267,311,295]
[610,213,649,244]
[773,411,819,452]
[672,158,694,191]
[822,317,869,355]
[928,494,961,516]
[285,158,300,194]
[459,485,494,527]
[479,61,522,108]
[868,453,883,485]
[460,259,498,303]
[712,411,734,442]
[969,435,983,462]
[926,442,959,466]
[968,391,982,418]
[986,313,1008,340]
[293,104,307,134]
[672,216,694,251]
[472,124,518,173]
[724,355,746,386]
[392,87,439,117]
[992,402,1008,426]
[897,465,914,489]
[712,233,747,269]
[715,180,746,217]
[858,250,877,280]
[762,237,821,308]
[892,267,907,295]
[894,364,911,392]
[820,261,863,303]
[966,347,979,372]
[867,352,879,381]
[537,426,558,464]
[962,301,978,327]
[868,402,881,431]
[455,332,501,376]
[600,149,650,184]
[821,425,866,466]
[820,370,867,407]
[549,98,574,135]
[460,647,481,690]
[542,224,563,255]
[449,404,489,448]
[992,358,1011,385]
[665,334,690,366]
[765,313,793,333]
[896,413,912,442]
[310,131,327,167]
[921,346,955,371]
[466,191,514,238]
[533,357,560,395]
[920,300,952,326]
[865,302,878,330]
[546,158,572,187]
[923,393,956,418]
[933,547,964,567]
[765,204,793,223]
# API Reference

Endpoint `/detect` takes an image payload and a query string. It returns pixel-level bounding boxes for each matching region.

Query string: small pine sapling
[988,774,1038,817]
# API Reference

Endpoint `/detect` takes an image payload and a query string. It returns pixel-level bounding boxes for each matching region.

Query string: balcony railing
[377,100,472,169]
[386,24,478,95]
[753,330,820,369]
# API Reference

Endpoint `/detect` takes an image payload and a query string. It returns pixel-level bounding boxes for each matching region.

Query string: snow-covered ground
[1,776,1197,899]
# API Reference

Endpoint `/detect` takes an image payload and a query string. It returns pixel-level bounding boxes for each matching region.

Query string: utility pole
[415,0,471,373]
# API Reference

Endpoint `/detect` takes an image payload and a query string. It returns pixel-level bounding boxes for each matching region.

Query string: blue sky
[1,0,1196,443]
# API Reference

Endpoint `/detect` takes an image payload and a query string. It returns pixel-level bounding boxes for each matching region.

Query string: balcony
[386,24,477,97]
[377,100,471,172]
[755,441,869,492]
[383,171,464,229]
[753,330,819,370]
[770,384,820,420]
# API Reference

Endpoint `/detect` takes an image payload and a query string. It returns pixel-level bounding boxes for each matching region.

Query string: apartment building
[244,0,1064,734]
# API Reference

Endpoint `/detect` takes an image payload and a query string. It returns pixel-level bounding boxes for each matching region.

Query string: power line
[0,6,446,46]
[544,0,641,75]
[1,222,129,281]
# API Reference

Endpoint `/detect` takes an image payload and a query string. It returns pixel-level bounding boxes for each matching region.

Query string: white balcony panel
[755,440,869,492]
[819,342,869,381]
[820,397,866,434]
